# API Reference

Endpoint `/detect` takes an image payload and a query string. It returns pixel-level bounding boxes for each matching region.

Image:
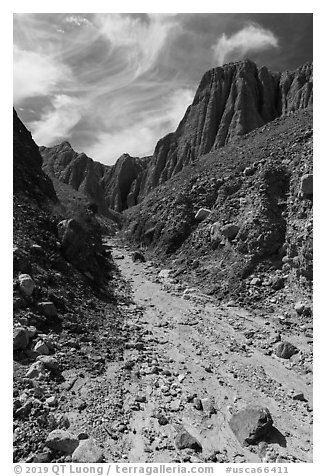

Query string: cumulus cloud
[212,24,279,65]
[87,88,194,164]
[13,46,70,104]
[30,95,85,145]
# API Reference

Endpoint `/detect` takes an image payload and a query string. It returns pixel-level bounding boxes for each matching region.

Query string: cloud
[212,24,279,65]
[87,88,194,164]
[94,13,179,77]
[13,46,71,104]
[30,95,85,145]
[65,15,90,27]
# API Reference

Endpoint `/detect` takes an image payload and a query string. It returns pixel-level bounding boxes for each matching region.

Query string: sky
[13,13,313,165]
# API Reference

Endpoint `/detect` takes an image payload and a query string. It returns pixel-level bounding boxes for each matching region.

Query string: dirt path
[102,238,313,463]
[62,237,312,463]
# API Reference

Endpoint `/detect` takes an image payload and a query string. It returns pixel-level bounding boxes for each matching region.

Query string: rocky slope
[13,110,121,462]
[142,60,312,197]
[40,142,110,216]
[14,109,57,202]
[123,108,313,310]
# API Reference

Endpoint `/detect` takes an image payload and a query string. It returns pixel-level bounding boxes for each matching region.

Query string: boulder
[175,430,202,452]
[229,406,273,446]
[25,361,46,379]
[202,397,217,416]
[13,327,29,351]
[193,398,203,410]
[45,429,79,455]
[195,208,211,221]
[294,302,305,315]
[221,224,240,240]
[271,276,284,291]
[57,217,105,284]
[300,174,313,195]
[37,302,57,318]
[210,222,222,248]
[72,438,104,463]
[37,355,60,372]
[294,302,311,316]
[274,341,298,359]
[18,274,35,296]
[243,165,256,176]
[131,251,146,262]
[34,341,50,355]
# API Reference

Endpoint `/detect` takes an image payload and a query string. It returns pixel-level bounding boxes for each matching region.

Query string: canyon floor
[56,236,313,464]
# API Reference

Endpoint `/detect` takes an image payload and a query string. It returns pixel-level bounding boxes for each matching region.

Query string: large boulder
[175,430,202,452]
[18,274,35,296]
[45,429,79,455]
[72,438,104,463]
[25,361,46,379]
[57,217,106,284]
[220,224,240,240]
[37,355,60,372]
[274,341,298,359]
[13,327,29,351]
[229,406,273,446]
[300,174,313,195]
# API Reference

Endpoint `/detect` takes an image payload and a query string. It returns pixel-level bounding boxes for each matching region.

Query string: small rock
[274,341,298,359]
[33,450,52,463]
[294,302,305,315]
[158,415,169,425]
[135,394,147,403]
[210,222,222,248]
[170,400,181,412]
[271,276,284,291]
[243,165,256,176]
[292,392,306,402]
[37,355,60,371]
[175,430,202,452]
[45,396,57,407]
[229,406,273,446]
[13,327,29,351]
[193,398,203,410]
[202,397,217,416]
[18,274,35,296]
[72,438,104,463]
[45,429,79,455]
[131,251,146,262]
[195,208,211,221]
[220,224,240,240]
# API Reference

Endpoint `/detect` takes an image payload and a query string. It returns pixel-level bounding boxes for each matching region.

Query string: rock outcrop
[13,109,57,202]
[101,153,150,212]
[140,60,312,199]
[40,142,109,215]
